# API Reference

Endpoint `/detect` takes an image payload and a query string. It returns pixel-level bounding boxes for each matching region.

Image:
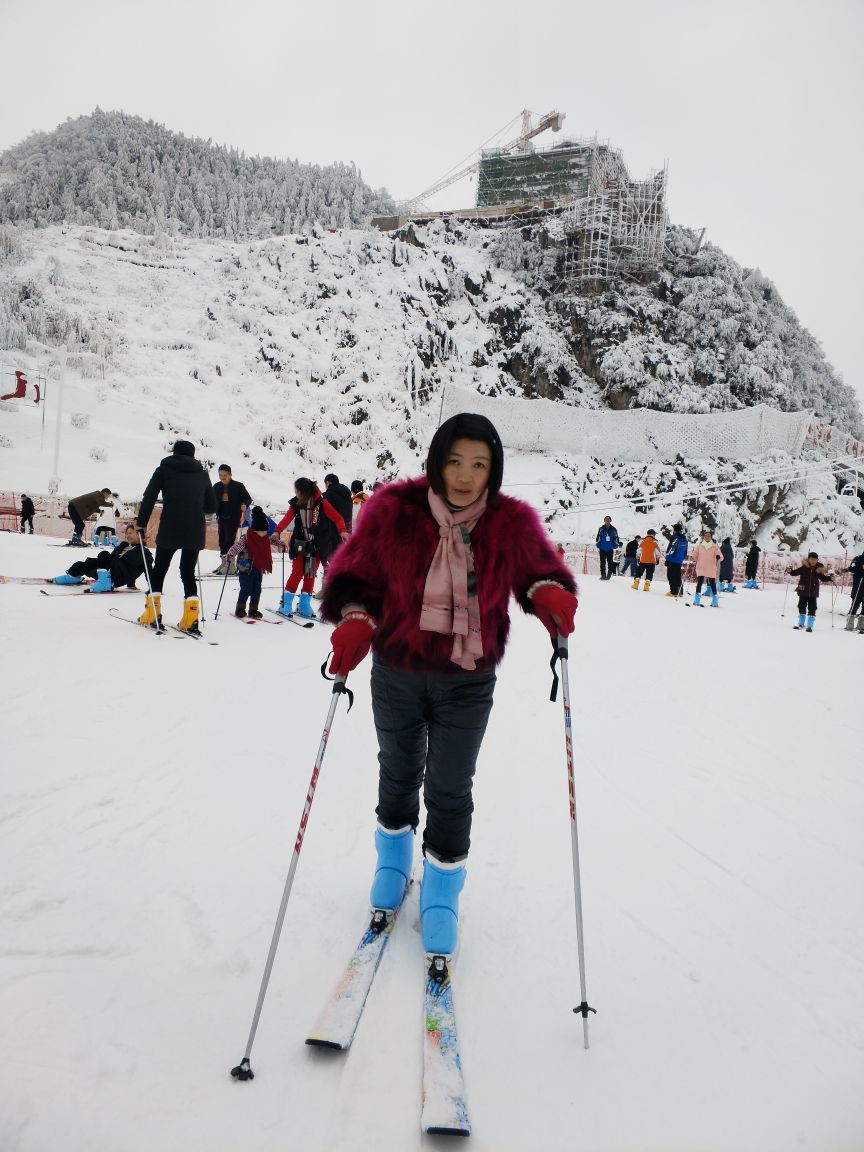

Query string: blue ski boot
[54,573,82,585]
[693,592,702,606]
[420,855,466,956]
[279,591,295,615]
[710,593,719,607]
[370,824,413,911]
[806,615,815,632]
[793,613,806,630]
[297,592,315,618]
[89,569,113,594]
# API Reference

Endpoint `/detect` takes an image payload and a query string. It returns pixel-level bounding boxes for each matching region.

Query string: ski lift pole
[230,671,353,1082]
[549,633,595,1049]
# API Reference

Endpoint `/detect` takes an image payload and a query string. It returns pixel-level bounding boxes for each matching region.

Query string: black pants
[636,563,656,582]
[850,577,864,615]
[798,594,817,617]
[666,562,683,595]
[20,515,34,533]
[695,577,717,596]
[68,551,140,588]
[151,547,198,597]
[217,514,241,555]
[599,550,613,579]
[237,568,262,605]
[371,655,496,862]
[68,502,85,536]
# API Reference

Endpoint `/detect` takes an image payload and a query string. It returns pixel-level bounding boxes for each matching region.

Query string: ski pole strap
[549,634,568,702]
[573,1001,597,1019]
[320,661,354,711]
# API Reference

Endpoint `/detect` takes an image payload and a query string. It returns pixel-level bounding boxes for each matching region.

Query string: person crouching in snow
[691,530,722,606]
[633,529,662,590]
[789,552,833,632]
[272,478,348,618]
[227,506,273,618]
[53,523,153,592]
[319,412,578,965]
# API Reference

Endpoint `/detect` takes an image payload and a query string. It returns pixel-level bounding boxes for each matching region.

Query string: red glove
[328,612,376,676]
[531,584,577,638]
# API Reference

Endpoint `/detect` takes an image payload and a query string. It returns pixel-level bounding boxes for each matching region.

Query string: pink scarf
[420,488,487,670]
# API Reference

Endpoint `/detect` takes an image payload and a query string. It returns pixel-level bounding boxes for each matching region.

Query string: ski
[167,625,219,645]
[235,615,283,626]
[48,542,93,548]
[306,888,411,1050]
[40,587,141,596]
[0,575,53,585]
[108,607,166,636]
[421,955,470,1137]
[265,608,315,629]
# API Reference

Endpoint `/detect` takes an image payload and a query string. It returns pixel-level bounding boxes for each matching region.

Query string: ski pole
[781,581,789,618]
[231,673,353,1082]
[214,563,230,620]
[549,633,595,1049]
[136,528,163,634]
[197,558,206,626]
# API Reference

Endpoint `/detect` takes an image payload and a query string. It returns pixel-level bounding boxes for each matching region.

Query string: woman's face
[442,438,492,508]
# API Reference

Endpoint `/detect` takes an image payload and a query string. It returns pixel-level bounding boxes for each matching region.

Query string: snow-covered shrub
[71,412,90,429]
[0,432,13,447]
[89,445,107,462]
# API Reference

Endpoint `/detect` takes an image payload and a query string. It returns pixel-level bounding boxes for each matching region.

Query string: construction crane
[401,109,565,212]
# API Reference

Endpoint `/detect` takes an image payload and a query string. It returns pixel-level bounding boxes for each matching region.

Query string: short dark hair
[350,480,364,494]
[218,464,232,474]
[324,473,338,486]
[425,413,504,501]
[101,487,112,494]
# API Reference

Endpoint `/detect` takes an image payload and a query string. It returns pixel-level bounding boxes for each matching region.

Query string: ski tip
[305,1037,347,1051]
[424,1124,471,1138]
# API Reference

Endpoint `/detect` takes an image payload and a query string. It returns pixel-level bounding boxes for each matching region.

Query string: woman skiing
[692,530,722,606]
[319,412,577,962]
[273,478,348,618]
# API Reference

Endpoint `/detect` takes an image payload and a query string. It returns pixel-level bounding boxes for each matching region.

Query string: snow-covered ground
[1,530,862,1152]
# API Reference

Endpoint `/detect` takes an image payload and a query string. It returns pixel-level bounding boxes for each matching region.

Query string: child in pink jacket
[692,530,722,607]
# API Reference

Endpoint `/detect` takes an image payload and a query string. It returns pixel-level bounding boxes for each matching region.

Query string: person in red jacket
[272,478,348,618]
[320,412,578,964]
[788,552,833,632]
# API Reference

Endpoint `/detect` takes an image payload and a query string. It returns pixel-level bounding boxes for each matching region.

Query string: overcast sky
[2,0,862,410]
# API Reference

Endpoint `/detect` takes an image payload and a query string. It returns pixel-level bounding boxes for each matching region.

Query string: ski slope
[0,531,862,1152]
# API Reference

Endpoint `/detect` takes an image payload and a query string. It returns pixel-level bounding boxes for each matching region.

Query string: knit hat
[807,551,819,559]
[173,440,195,457]
[250,505,269,532]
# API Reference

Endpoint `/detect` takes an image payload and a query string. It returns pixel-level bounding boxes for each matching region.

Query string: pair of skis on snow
[304,887,470,1137]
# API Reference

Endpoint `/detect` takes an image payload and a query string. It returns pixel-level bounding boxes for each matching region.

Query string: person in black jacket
[620,535,641,578]
[20,494,35,534]
[134,440,217,632]
[743,541,761,588]
[718,538,736,592]
[788,552,833,632]
[212,465,252,575]
[52,524,153,592]
[844,550,864,629]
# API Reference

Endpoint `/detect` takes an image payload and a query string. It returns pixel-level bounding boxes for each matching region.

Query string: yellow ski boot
[642,580,652,591]
[138,592,162,629]
[631,579,640,590]
[177,596,200,634]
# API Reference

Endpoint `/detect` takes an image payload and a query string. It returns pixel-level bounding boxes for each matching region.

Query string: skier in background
[272,478,348,618]
[66,488,115,546]
[743,540,762,588]
[633,529,662,591]
[621,535,640,578]
[320,412,577,963]
[844,549,864,630]
[351,480,370,518]
[788,552,833,632]
[595,516,620,580]
[691,530,722,607]
[664,523,688,598]
[19,494,35,534]
[212,465,252,575]
[52,523,153,592]
[719,537,736,592]
[135,441,217,633]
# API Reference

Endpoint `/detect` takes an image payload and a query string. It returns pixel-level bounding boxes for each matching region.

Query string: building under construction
[374,110,669,288]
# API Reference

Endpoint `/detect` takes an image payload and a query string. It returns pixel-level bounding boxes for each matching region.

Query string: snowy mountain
[0,110,395,238]
[0,215,862,550]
